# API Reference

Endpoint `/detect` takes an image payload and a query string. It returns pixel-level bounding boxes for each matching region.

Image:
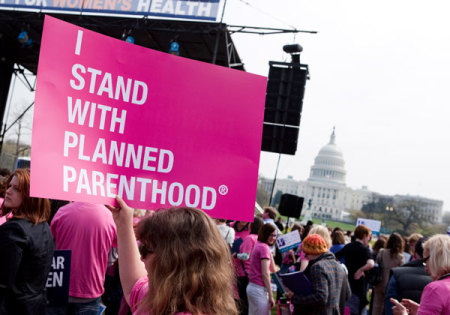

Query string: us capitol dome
[259,127,443,223]
[308,127,346,186]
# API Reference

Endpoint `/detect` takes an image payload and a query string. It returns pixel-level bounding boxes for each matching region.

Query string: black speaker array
[261,61,308,155]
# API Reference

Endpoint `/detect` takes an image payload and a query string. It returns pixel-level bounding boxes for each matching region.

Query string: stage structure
[0,1,315,153]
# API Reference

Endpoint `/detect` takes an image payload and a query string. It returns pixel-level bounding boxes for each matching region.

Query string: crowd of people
[0,169,450,315]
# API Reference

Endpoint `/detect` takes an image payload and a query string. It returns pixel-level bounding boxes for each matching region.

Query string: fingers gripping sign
[106,195,134,229]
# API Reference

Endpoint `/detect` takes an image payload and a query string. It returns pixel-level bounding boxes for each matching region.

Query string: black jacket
[390,259,432,303]
[0,218,55,314]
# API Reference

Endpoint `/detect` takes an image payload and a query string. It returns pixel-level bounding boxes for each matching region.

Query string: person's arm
[261,258,275,309]
[354,258,374,280]
[106,196,147,303]
[299,259,309,272]
[289,249,296,264]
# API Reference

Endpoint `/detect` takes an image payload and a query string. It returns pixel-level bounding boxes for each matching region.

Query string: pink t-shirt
[129,277,194,315]
[50,202,117,298]
[231,222,251,241]
[235,234,258,277]
[248,241,273,287]
[417,277,450,315]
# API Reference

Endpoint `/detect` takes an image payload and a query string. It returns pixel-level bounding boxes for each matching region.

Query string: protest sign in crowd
[1,15,450,315]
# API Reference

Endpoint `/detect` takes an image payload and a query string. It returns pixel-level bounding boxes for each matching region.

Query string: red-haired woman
[0,168,54,314]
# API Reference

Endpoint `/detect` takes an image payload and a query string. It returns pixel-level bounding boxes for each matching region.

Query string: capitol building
[260,129,443,223]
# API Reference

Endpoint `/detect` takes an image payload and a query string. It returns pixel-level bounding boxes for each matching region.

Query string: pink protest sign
[31,16,266,221]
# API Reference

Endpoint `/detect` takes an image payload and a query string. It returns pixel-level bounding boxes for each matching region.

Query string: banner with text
[276,230,301,253]
[0,0,222,21]
[46,250,71,307]
[31,15,266,221]
[356,218,381,233]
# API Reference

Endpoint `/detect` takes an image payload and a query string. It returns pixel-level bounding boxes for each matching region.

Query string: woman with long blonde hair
[107,196,237,315]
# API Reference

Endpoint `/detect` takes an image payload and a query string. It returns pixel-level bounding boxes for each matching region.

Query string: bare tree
[4,100,33,159]
[390,200,433,234]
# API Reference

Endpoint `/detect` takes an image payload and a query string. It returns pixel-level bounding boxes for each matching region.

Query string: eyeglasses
[138,243,154,259]
[423,256,430,265]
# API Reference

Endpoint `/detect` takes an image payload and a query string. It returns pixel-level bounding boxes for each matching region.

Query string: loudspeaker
[261,124,299,155]
[278,194,304,219]
[264,62,308,126]
[261,61,309,155]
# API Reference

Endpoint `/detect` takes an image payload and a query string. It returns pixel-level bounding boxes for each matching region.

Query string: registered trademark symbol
[218,185,228,195]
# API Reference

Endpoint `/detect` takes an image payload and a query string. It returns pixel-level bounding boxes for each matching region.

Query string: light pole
[385,205,394,232]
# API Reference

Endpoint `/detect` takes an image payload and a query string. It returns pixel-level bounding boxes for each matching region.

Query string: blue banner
[0,0,222,21]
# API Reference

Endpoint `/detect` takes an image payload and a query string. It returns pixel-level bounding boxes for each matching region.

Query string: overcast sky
[6,0,450,211]
[223,0,450,211]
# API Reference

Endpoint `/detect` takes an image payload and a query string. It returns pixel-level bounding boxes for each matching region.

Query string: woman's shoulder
[130,277,149,313]
[0,218,29,245]
[426,276,450,289]
[0,218,27,231]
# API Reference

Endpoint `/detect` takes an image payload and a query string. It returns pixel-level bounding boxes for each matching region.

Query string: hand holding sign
[105,195,135,230]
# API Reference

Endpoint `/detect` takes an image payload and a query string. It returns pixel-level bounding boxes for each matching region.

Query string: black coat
[0,218,55,314]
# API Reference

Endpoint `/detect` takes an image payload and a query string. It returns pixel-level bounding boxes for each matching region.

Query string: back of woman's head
[331,229,345,245]
[309,225,332,250]
[250,216,263,235]
[302,224,312,239]
[372,238,386,254]
[137,207,237,315]
[1,168,50,224]
[386,233,404,257]
[258,223,276,243]
[423,234,450,279]
[291,223,304,236]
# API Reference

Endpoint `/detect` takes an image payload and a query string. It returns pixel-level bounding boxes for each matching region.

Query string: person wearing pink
[246,223,277,315]
[232,221,251,241]
[50,202,117,314]
[235,216,263,315]
[391,234,450,315]
[107,196,237,314]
